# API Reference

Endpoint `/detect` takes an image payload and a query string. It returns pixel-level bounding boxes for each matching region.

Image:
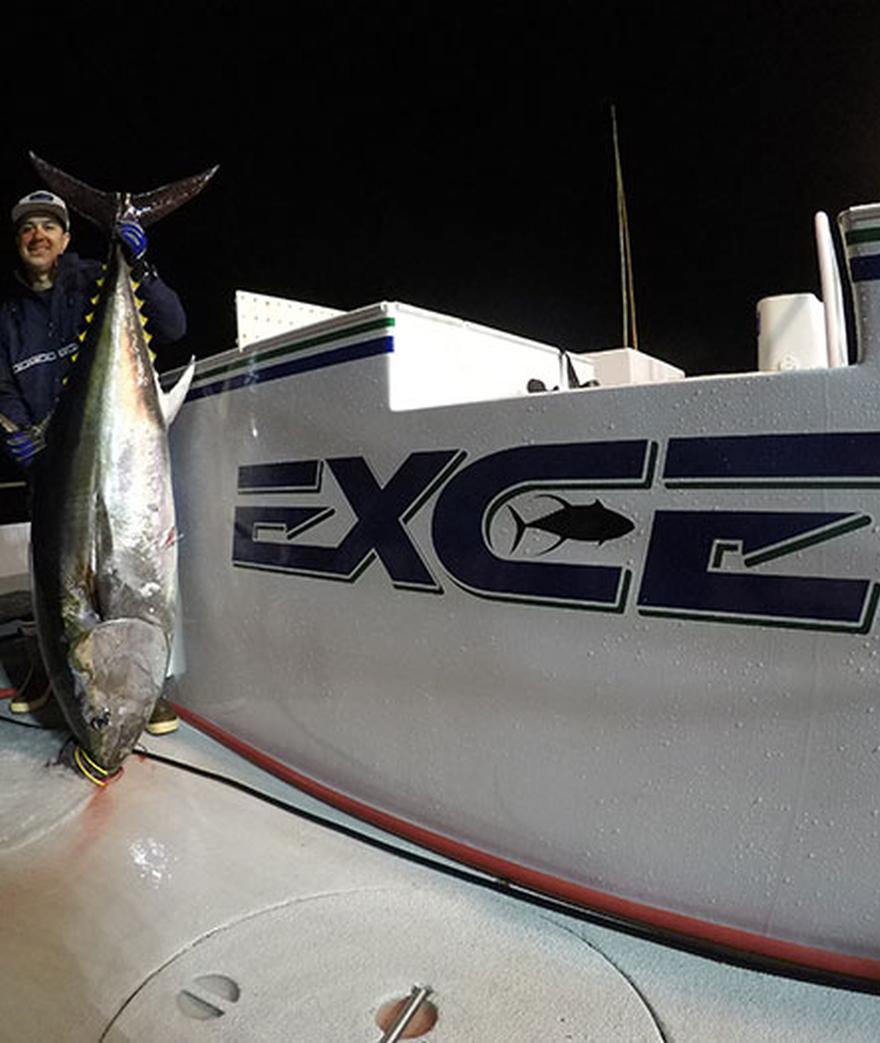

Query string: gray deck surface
[0,641,878,1039]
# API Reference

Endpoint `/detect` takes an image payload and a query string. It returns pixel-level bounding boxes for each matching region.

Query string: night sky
[3,2,880,376]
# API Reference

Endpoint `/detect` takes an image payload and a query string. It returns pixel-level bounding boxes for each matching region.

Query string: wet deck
[0,638,878,1040]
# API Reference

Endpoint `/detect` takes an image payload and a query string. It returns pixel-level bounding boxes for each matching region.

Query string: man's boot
[146,677,180,735]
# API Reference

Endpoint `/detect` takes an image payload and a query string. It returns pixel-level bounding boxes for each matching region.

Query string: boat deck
[0,635,878,1040]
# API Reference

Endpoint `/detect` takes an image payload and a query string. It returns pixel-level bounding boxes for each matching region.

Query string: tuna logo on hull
[506,495,635,554]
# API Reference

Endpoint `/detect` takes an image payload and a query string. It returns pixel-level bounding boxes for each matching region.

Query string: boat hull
[170,296,880,983]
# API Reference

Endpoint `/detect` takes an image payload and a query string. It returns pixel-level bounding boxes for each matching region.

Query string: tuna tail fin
[126,167,219,229]
[29,152,218,231]
[508,505,529,553]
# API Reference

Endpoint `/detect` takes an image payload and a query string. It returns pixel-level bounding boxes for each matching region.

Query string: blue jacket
[0,252,186,433]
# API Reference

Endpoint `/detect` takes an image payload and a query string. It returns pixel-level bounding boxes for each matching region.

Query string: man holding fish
[0,186,187,735]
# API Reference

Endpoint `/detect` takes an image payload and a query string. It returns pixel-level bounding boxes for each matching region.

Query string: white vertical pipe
[815,210,849,367]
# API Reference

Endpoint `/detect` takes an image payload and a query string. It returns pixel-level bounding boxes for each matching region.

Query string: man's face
[16,213,70,280]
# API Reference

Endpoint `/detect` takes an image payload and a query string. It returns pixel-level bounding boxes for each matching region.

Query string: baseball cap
[11,190,69,231]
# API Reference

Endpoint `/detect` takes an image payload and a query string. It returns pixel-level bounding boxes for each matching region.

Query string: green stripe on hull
[845,227,880,245]
[197,317,396,383]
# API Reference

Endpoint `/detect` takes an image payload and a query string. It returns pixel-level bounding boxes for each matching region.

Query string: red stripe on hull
[176,703,880,986]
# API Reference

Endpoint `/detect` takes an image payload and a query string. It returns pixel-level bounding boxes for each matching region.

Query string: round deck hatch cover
[104,885,662,1040]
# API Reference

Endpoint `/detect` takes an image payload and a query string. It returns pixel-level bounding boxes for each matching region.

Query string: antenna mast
[611,105,638,349]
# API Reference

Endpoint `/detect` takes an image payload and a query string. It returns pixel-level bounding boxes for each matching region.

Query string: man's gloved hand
[116,221,148,264]
[5,425,45,467]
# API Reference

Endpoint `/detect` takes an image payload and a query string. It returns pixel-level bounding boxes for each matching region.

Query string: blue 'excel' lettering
[233,451,463,591]
[637,510,875,631]
[231,433,879,635]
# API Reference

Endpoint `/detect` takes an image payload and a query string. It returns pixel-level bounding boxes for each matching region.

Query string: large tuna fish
[26,153,216,775]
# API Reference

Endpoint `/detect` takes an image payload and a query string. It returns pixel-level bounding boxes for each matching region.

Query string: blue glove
[5,426,45,467]
[117,221,148,263]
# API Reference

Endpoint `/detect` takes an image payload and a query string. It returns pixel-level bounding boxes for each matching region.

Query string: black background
[3,1,879,376]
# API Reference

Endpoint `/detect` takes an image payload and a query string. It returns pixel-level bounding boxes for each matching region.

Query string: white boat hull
[170,208,880,985]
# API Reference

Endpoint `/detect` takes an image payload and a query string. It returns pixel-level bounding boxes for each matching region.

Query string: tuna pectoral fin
[70,618,169,731]
[160,357,196,426]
